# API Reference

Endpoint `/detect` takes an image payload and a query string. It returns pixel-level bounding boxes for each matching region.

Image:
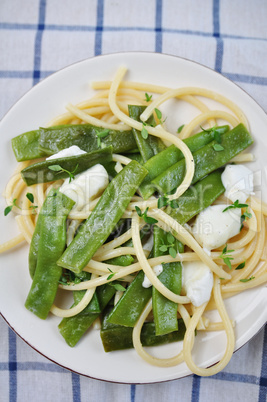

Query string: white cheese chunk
[222,164,254,204]
[142,264,163,288]
[47,145,86,160]
[182,261,213,307]
[142,233,154,253]
[192,204,241,250]
[59,164,109,210]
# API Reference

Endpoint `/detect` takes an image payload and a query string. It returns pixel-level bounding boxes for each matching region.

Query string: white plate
[0,52,266,384]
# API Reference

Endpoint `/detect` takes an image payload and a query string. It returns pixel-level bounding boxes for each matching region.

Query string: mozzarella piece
[222,164,254,204]
[47,145,86,160]
[59,164,109,210]
[182,261,213,307]
[192,204,241,250]
[142,264,163,288]
[142,233,154,253]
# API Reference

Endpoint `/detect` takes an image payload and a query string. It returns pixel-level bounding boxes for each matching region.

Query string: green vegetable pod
[168,168,225,224]
[21,146,113,186]
[11,124,137,162]
[152,227,184,336]
[107,270,152,327]
[101,309,186,352]
[128,105,166,163]
[58,283,117,347]
[139,125,229,199]
[57,160,148,273]
[11,129,40,162]
[152,123,253,195]
[25,189,75,319]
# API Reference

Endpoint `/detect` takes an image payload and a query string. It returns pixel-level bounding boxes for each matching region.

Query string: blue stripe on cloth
[3,361,66,372]
[1,71,267,86]
[1,22,267,42]
[213,0,223,73]
[224,73,267,86]
[33,0,46,85]
[95,0,104,56]
[8,328,17,402]
[155,0,162,53]
[0,71,33,78]
[208,371,260,385]
[131,384,136,402]
[72,372,81,402]
[258,325,267,402]
[191,375,201,402]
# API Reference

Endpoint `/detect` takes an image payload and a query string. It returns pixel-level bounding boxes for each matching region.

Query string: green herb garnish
[154,108,166,125]
[107,268,116,281]
[177,124,185,133]
[141,124,149,139]
[95,128,110,147]
[4,198,20,216]
[235,261,246,270]
[223,200,249,212]
[219,245,234,270]
[240,276,255,283]
[223,200,252,230]
[135,206,158,224]
[144,93,152,102]
[48,164,79,183]
[108,282,126,292]
[26,192,34,203]
[159,232,177,258]
[213,143,224,151]
[157,195,179,209]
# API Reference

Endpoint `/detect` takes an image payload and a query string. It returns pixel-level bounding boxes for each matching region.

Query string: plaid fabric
[0,0,266,401]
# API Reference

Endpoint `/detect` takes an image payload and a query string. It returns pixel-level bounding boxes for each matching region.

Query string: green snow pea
[57,160,148,273]
[128,105,166,163]
[152,123,253,195]
[58,283,117,347]
[21,146,113,186]
[101,308,186,352]
[167,169,225,224]
[152,226,184,336]
[11,129,40,162]
[25,189,75,319]
[11,124,137,162]
[139,125,229,199]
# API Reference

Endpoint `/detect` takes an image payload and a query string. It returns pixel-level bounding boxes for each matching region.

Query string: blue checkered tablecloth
[0,1,266,401]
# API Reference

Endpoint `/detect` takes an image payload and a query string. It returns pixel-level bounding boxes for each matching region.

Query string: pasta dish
[1,66,266,377]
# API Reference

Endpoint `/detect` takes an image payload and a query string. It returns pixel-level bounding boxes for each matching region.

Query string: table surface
[0,1,266,401]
